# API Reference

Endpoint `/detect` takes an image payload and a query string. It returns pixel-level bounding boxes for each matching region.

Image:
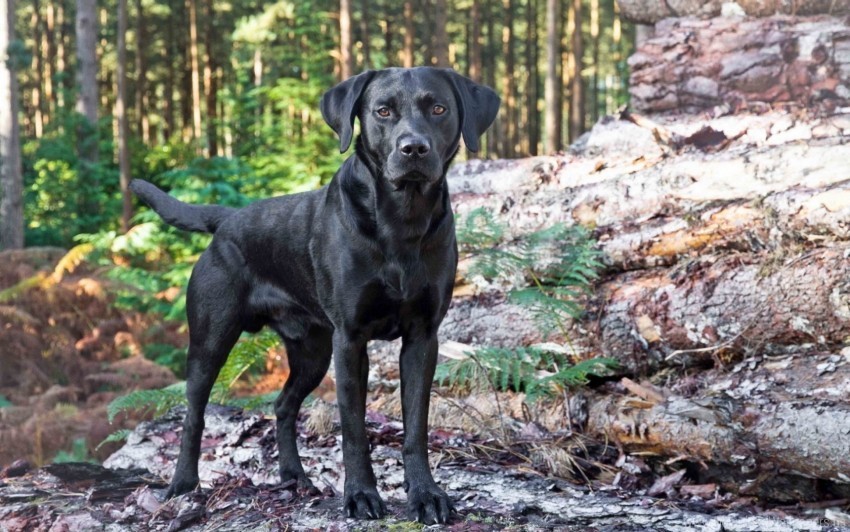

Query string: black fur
[133,67,499,525]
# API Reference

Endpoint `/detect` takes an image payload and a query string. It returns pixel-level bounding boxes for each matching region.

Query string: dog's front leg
[333,331,387,519]
[400,328,454,524]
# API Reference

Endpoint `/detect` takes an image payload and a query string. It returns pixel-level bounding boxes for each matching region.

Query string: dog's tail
[130,179,236,233]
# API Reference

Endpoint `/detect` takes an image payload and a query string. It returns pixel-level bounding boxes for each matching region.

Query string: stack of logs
[442,3,850,502]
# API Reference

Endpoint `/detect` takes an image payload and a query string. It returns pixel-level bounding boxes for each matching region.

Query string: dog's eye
[432,105,446,116]
[376,107,391,118]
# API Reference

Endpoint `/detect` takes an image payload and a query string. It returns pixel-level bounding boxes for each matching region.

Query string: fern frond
[211,330,280,403]
[107,381,187,423]
[96,429,132,450]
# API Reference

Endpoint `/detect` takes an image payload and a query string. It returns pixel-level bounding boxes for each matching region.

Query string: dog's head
[321,67,500,188]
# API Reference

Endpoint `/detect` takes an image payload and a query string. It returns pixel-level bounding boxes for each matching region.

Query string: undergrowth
[441,208,616,399]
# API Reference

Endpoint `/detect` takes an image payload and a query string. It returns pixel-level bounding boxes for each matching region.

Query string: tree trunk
[55,1,68,109]
[629,16,850,113]
[0,0,23,249]
[432,0,449,67]
[525,0,538,156]
[163,0,175,140]
[187,0,202,144]
[203,0,217,156]
[586,360,850,502]
[402,0,414,68]
[116,0,132,232]
[359,0,371,68]
[382,0,393,65]
[44,0,55,120]
[75,0,98,166]
[568,0,584,142]
[484,2,498,156]
[134,0,149,144]
[468,0,481,82]
[30,0,44,138]
[590,0,599,125]
[340,0,354,79]
[501,0,515,158]
[543,0,560,153]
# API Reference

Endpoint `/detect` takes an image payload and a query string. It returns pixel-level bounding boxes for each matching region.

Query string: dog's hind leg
[273,325,333,492]
[166,256,243,498]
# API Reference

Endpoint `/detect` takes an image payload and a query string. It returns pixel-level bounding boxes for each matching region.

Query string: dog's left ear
[320,70,377,153]
[443,71,501,153]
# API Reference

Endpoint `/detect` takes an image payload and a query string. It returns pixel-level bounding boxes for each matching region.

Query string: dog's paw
[164,476,199,499]
[406,482,454,524]
[342,485,387,519]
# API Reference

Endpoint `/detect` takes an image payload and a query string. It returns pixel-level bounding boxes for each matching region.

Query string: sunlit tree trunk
[163,0,176,140]
[468,0,481,81]
[187,0,202,144]
[340,0,354,79]
[203,0,218,155]
[543,0,560,153]
[590,0,599,124]
[56,1,68,108]
[568,0,584,142]
[382,0,394,65]
[501,0,515,157]
[433,0,449,67]
[360,0,371,68]
[44,0,55,118]
[75,0,98,161]
[525,0,539,156]
[135,0,149,144]
[1,0,24,249]
[402,0,414,67]
[116,0,132,232]
[31,0,44,137]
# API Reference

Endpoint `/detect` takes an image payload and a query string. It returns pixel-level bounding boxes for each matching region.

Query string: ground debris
[2,404,843,530]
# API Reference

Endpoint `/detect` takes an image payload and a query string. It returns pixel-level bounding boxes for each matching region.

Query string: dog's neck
[336,154,453,260]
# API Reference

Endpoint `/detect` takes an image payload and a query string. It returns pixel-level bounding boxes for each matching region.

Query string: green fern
[96,429,133,450]
[210,330,279,403]
[435,346,618,402]
[459,209,603,339]
[107,381,188,423]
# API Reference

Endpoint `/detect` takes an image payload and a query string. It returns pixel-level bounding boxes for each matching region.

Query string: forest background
[1,0,633,250]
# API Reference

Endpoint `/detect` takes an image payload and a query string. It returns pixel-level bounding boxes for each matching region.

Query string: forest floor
[4,105,850,530]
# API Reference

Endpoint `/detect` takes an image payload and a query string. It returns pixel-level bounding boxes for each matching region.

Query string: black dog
[130,67,499,524]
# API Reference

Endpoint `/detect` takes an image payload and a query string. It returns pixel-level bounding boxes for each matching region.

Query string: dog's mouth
[388,170,435,189]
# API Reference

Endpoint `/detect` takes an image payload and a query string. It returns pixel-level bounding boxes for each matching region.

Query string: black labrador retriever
[130,67,499,524]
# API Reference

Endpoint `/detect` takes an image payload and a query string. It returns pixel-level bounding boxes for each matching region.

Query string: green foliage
[53,438,97,464]
[0,395,11,408]
[210,330,279,404]
[95,429,132,451]
[460,208,604,338]
[435,347,618,402]
[107,381,188,423]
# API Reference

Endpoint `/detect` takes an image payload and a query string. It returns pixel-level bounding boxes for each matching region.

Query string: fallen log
[585,350,850,502]
[617,0,850,24]
[628,16,850,113]
[595,246,850,370]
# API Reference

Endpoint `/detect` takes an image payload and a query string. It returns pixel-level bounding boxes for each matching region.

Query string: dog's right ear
[320,70,377,153]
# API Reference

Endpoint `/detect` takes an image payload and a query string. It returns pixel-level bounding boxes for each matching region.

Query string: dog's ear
[320,70,377,153]
[444,71,501,153]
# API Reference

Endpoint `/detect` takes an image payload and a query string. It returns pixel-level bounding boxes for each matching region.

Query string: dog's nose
[399,136,431,158]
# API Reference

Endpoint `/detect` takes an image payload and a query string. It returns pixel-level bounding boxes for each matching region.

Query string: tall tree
[568,0,585,141]
[44,1,55,118]
[432,0,449,66]
[501,0,515,157]
[590,0,600,124]
[359,0,371,68]
[525,0,539,155]
[116,0,132,231]
[135,0,150,143]
[187,0,202,143]
[468,0,481,81]
[203,0,218,155]
[402,0,414,67]
[340,0,354,79]
[543,0,560,153]
[75,0,98,162]
[30,0,44,137]
[1,0,24,248]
